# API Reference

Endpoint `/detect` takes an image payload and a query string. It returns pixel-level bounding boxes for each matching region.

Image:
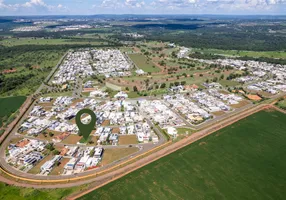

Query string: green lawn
[79,110,286,200]
[0,96,26,127]
[128,54,160,73]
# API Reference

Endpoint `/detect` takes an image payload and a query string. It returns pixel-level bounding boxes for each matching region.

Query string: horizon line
[1,14,286,17]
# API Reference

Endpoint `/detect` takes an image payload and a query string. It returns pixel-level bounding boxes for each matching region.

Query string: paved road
[35,51,69,96]
[0,102,278,190]
[0,47,285,191]
[1,92,284,185]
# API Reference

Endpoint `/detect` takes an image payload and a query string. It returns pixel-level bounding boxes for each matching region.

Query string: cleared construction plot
[101,147,139,166]
[79,110,286,200]
[118,135,138,145]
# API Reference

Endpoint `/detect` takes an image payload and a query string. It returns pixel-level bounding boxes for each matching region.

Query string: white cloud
[0,0,68,13]
[92,0,123,9]
[125,0,146,8]
[154,0,199,9]
[150,0,286,12]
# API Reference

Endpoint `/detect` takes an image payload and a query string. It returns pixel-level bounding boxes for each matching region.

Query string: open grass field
[176,128,192,135]
[219,79,240,87]
[0,38,107,47]
[196,48,286,59]
[0,182,87,200]
[276,98,286,110]
[0,96,26,127]
[128,54,160,73]
[79,110,286,200]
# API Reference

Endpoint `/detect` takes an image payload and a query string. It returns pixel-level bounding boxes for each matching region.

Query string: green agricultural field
[0,96,26,127]
[79,110,286,200]
[128,54,160,73]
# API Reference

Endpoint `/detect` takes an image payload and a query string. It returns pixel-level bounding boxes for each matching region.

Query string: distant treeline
[12,28,115,38]
[189,52,225,60]
[188,52,286,65]
[0,43,121,57]
[131,23,203,30]
[147,31,286,51]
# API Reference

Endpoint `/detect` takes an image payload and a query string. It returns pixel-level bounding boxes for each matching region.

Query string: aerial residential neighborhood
[3,43,286,180]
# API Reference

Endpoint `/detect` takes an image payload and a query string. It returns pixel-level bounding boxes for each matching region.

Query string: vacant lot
[28,155,52,174]
[128,54,160,73]
[118,135,138,145]
[101,147,139,166]
[80,110,286,200]
[49,158,70,176]
[62,134,82,144]
[0,96,26,127]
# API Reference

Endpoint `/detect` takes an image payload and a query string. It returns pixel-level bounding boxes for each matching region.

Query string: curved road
[0,103,277,191]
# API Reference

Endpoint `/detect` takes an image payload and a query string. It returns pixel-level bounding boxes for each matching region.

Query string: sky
[0,0,285,15]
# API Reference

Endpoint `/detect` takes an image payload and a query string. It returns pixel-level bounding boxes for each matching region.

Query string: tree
[49,132,54,137]
[46,143,55,151]
[52,150,60,155]
[25,63,32,69]
[160,83,166,88]
[133,86,138,92]
[89,149,95,157]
